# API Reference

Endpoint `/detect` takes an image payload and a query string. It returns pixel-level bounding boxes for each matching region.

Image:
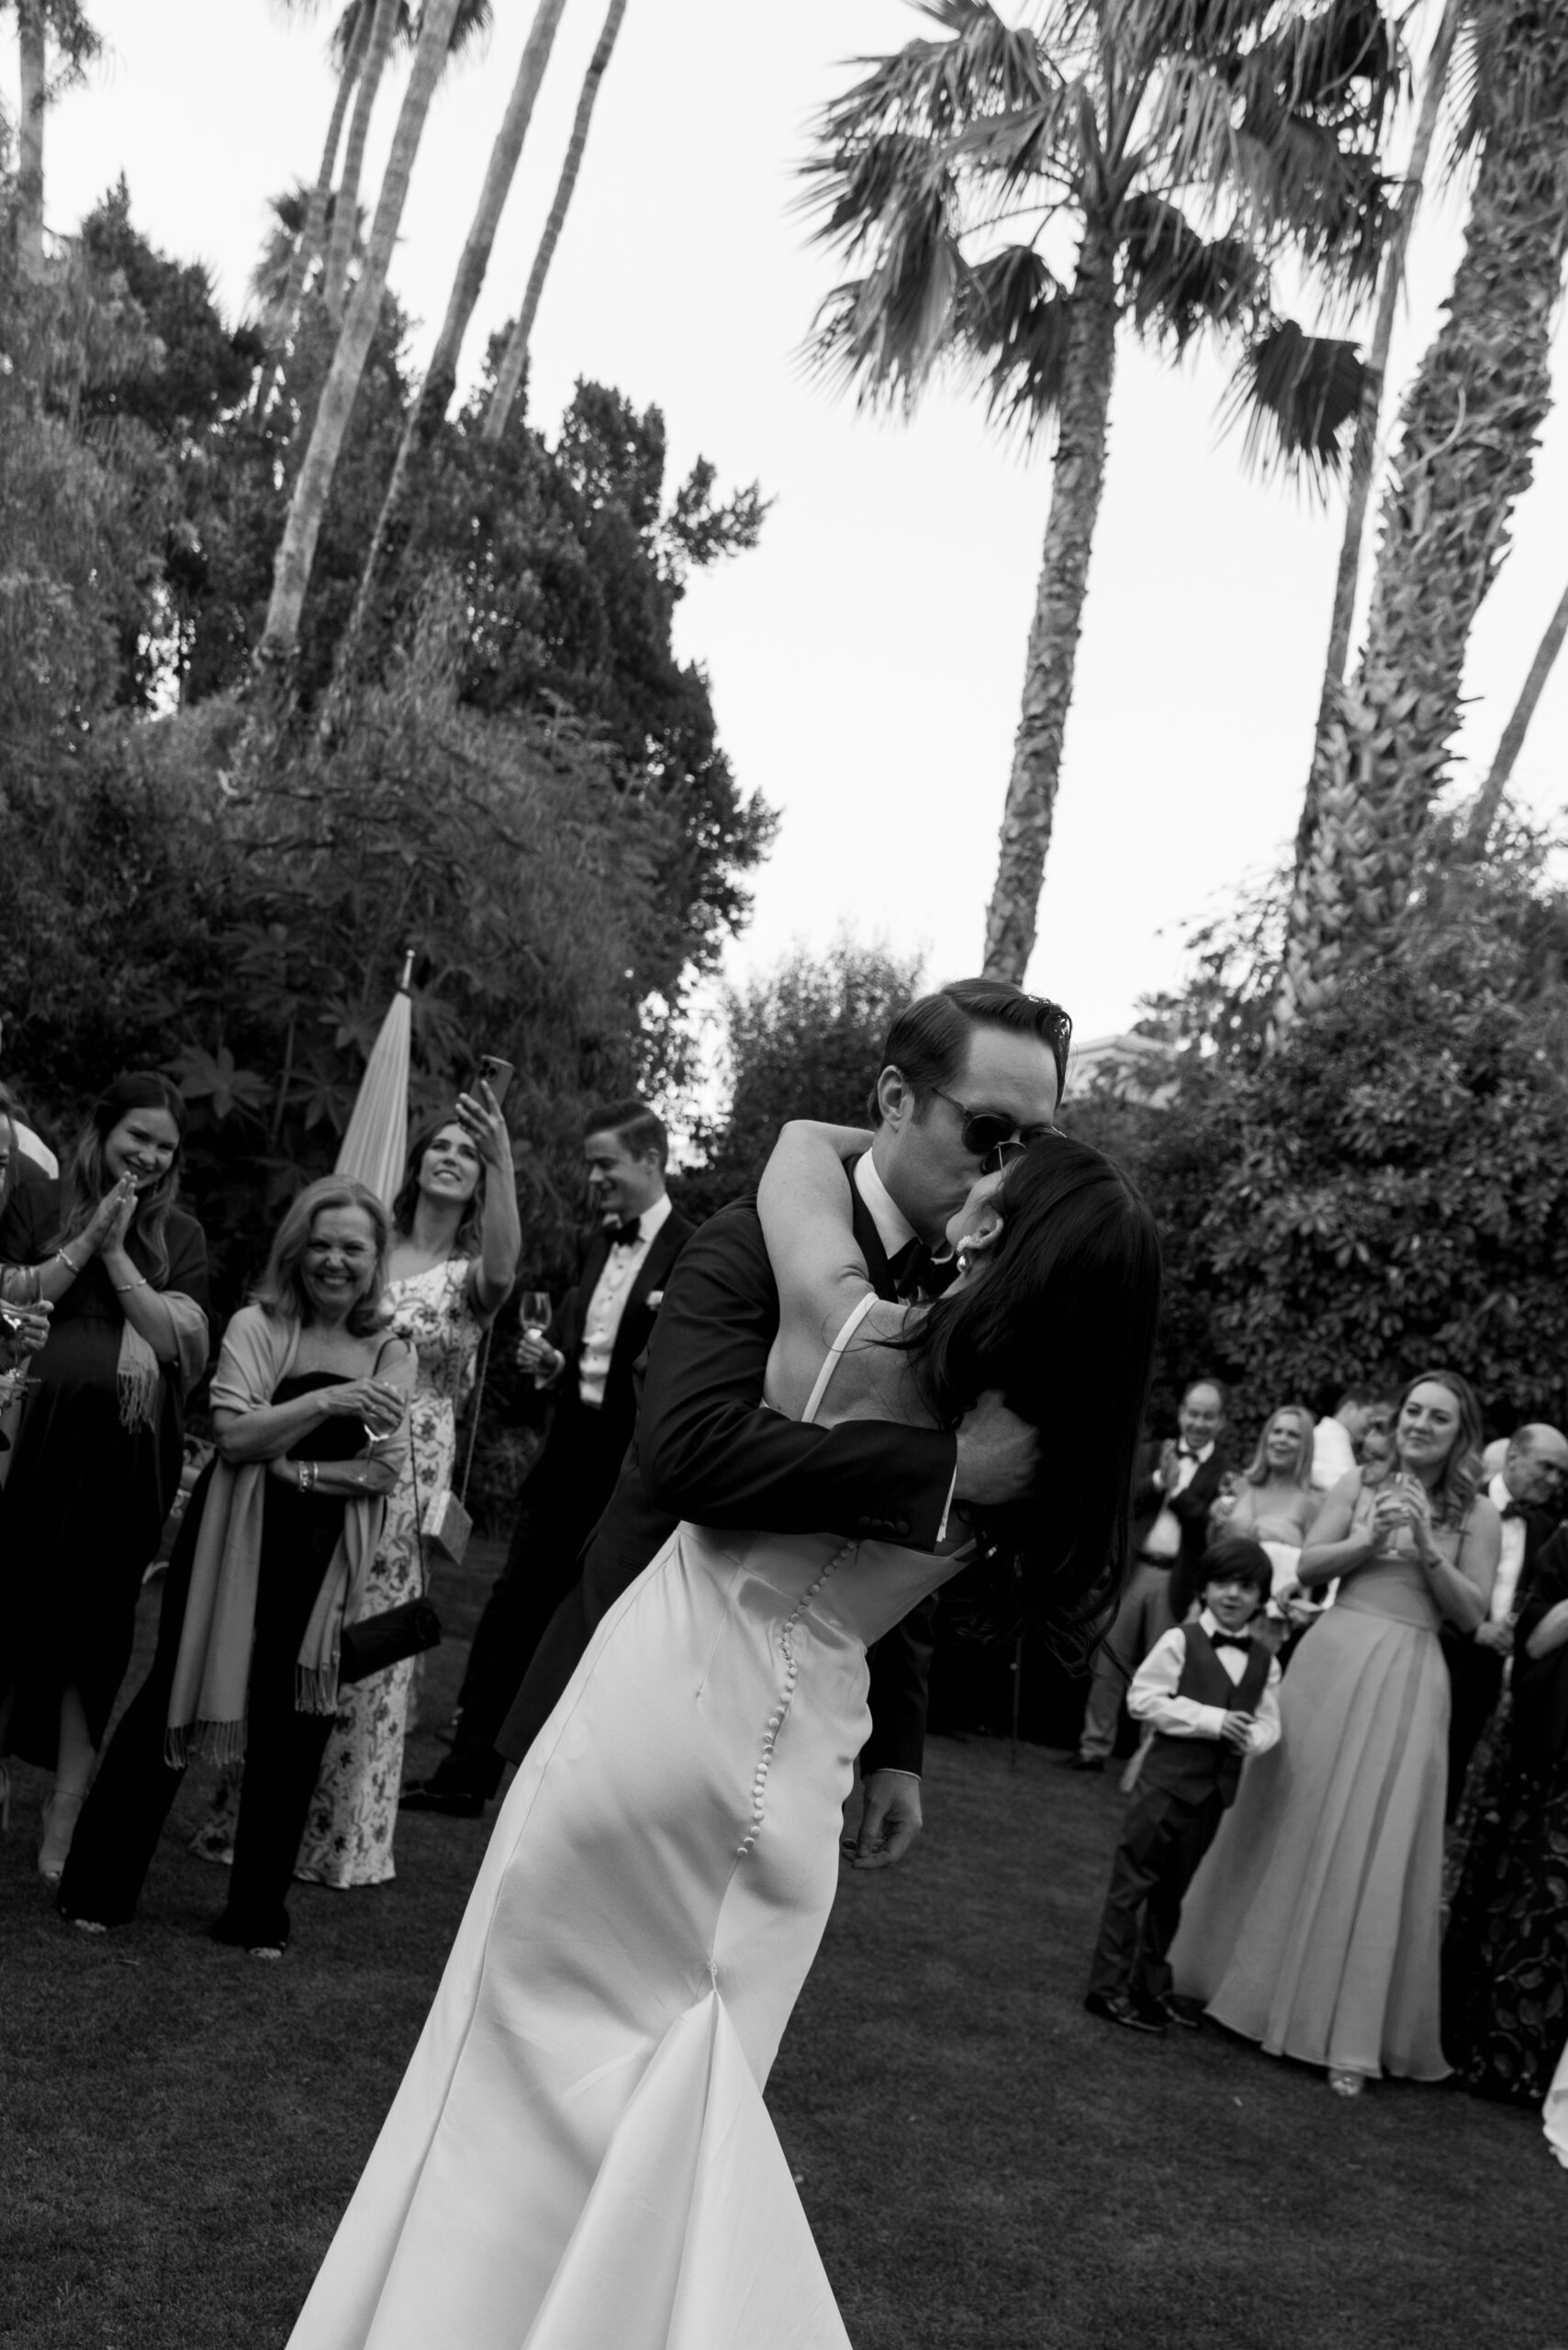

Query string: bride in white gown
[286,1122,1160,2350]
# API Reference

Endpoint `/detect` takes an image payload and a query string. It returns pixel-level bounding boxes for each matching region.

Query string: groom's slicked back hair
[868,979,1072,1125]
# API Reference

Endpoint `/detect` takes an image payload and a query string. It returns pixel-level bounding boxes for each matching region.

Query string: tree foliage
[1070,823,1568,1438]
[684,942,927,1220]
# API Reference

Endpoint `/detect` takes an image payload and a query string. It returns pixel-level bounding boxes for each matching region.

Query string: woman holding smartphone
[0,1073,208,1879]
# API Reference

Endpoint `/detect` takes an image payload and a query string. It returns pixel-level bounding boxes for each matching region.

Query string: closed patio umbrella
[335,949,415,1208]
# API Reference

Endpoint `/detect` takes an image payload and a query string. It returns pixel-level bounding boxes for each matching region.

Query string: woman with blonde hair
[59,1178,413,1957]
[1173,1370,1499,2095]
[297,1083,519,1887]
[1211,1403,1318,1604]
[0,1073,208,1879]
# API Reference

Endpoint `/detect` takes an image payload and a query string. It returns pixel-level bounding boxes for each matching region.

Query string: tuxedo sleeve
[636,1202,957,1548]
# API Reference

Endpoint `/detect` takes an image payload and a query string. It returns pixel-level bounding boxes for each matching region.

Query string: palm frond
[1224,318,1365,485]
[948,82,1095,193]
[1118,192,1261,346]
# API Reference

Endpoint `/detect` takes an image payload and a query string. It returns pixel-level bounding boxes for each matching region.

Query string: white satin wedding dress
[286,1294,962,2350]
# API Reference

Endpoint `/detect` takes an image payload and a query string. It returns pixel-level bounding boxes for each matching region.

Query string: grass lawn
[2,1539,1562,2350]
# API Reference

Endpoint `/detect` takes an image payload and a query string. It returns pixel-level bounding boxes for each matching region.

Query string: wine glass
[520,1291,552,1339]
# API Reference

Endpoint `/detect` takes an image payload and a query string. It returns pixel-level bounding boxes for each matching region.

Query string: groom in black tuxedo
[404,1101,694,1816]
[496,978,1067,1865]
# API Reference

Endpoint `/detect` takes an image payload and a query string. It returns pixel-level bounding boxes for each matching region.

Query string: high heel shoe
[38,1789,84,1884]
[1327,2068,1364,2099]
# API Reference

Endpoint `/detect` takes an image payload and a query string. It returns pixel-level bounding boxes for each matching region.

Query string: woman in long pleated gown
[285,1124,1160,2350]
[1170,1371,1499,2096]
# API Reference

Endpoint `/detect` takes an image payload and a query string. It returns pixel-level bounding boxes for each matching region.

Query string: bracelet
[55,1248,84,1278]
[297,1460,318,1494]
[111,1275,149,1293]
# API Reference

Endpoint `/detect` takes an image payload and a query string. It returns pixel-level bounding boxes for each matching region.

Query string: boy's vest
[1138,1622,1271,1808]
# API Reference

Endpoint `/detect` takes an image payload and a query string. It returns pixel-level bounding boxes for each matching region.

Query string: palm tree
[331,0,569,691]
[252,0,374,420]
[321,0,402,319]
[1462,573,1568,853]
[803,0,1401,986]
[253,0,467,714]
[1275,0,1568,1025]
[319,0,493,320]
[8,0,101,278]
[483,0,630,443]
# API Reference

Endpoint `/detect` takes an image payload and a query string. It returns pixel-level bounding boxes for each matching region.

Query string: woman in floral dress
[296,1082,520,1887]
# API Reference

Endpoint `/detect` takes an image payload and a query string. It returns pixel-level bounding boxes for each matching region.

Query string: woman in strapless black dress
[60,1180,413,1955]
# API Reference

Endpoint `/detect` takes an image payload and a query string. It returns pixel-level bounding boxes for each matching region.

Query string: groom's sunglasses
[930,1089,1059,1174]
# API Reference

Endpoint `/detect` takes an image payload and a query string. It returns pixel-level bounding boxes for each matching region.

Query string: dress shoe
[1055,1753,1104,1774]
[1084,1989,1165,2035]
[1158,1993,1204,2031]
[398,1781,487,1818]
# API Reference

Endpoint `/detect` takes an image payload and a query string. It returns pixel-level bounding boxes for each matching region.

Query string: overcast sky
[16,0,1567,1047]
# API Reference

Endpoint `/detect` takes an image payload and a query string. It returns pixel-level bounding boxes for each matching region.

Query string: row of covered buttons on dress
[853,1513,911,1538]
[735,1539,857,1859]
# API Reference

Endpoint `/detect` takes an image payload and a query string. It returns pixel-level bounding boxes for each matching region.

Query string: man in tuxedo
[1065,1377,1229,1773]
[402,1100,694,1817]
[1443,1420,1568,1818]
[496,978,1062,1865]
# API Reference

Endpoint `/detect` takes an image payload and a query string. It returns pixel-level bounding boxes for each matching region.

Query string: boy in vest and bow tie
[1084,1537,1281,2036]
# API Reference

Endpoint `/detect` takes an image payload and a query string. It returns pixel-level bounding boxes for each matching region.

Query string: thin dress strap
[800,1290,879,1427]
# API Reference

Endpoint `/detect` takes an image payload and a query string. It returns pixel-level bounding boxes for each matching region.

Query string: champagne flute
[521,1291,552,1340]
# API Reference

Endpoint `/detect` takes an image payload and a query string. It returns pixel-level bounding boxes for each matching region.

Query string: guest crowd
[2,1066,1565,2163]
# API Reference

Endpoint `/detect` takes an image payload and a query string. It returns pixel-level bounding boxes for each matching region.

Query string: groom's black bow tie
[1210,1631,1252,1652]
[1499,1500,1523,1522]
[605,1215,643,1248]
[890,1240,958,1304]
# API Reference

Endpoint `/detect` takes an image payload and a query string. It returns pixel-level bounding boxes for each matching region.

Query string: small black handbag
[335,1321,489,1688]
[338,1594,442,1686]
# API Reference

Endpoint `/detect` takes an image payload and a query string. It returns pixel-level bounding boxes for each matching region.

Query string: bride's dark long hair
[900,1134,1161,1660]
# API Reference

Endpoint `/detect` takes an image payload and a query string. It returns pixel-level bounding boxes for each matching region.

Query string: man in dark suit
[402,1100,694,1816]
[496,978,1062,1865]
[1443,1420,1568,1818]
[1064,1376,1229,1772]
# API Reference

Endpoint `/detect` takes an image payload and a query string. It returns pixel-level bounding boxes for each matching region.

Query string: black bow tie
[1499,1501,1523,1522]
[1178,1445,1200,1460]
[605,1215,642,1248]
[888,1242,959,1304]
[1210,1632,1251,1652]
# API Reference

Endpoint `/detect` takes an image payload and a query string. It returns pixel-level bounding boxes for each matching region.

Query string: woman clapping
[1172,1371,1499,2095]
[59,1179,413,1957]
[0,1074,208,1880]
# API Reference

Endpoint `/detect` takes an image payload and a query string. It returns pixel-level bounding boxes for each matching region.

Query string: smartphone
[476,1056,515,1106]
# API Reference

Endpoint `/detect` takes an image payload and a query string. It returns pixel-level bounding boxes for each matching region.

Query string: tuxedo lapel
[609,1211,692,1384]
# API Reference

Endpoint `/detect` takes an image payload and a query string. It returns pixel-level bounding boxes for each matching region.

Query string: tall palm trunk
[1276,0,1568,1027]
[982,213,1118,984]
[1274,0,1461,1041]
[1463,573,1568,851]
[17,0,46,280]
[322,0,399,321]
[253,0,465,718]
[254,2,372,422]
[332,0,569,695]
[483,0,629,444]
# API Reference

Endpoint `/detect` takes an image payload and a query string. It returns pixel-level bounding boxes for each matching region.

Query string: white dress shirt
[577,1192,672,1410]
[1143,1440,1213,1560]
[1487,1470,1529,1624]
[1128,1611,1282,1754]
[853,1150,917,1262]
[1311,1415,1359,1493]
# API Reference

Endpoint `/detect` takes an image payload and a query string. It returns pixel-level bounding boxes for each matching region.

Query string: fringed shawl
[164,1304,412,1765]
